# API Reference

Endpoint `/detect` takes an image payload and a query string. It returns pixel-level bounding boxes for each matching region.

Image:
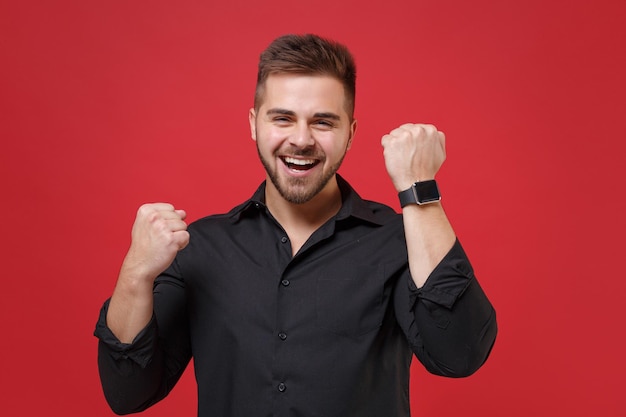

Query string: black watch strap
[398,180,441,207]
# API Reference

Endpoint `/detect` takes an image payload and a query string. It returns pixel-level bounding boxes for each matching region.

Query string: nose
[289,122,315,148]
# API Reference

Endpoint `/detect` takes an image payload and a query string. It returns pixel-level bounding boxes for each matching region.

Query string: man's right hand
[121,203,190,283]
[107,203,189,343]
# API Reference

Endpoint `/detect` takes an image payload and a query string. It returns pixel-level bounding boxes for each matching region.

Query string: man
[95,34,497,416]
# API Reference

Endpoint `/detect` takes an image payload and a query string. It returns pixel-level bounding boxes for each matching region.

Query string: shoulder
[364,199,399,219]
[187,199,256,233]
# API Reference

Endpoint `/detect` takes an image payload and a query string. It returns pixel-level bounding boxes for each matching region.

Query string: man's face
[249,74,357,204]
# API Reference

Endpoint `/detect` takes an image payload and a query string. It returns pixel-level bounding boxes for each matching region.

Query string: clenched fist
[121,203,190,282]
[381,123,446,192]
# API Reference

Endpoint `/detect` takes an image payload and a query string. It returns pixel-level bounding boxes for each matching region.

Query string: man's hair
[254,34,356,118]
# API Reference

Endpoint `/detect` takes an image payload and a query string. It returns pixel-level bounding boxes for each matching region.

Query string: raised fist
[121,203,190,282]
[381,123,446,192]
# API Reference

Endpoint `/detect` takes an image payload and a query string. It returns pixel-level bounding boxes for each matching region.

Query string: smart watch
[398,180,441,207]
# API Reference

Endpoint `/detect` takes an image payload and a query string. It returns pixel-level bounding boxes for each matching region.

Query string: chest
[179,219,408,339]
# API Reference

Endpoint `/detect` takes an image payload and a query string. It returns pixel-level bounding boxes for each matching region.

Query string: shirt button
[281,279,290,287]
[278,332,287,340]
[278,383,286,392]
[281,236,288,243]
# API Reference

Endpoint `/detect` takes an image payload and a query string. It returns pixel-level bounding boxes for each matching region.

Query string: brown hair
[254,34,356,118]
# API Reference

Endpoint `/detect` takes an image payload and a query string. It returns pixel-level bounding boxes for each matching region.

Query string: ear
[248,108,257,141]
[346,119,357,150]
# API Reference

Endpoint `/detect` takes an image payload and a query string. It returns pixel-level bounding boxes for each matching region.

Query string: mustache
[278,146,324,159]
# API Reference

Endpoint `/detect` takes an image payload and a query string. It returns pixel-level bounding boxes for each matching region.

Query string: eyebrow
[266,108,341,121]
[266,108,296,117]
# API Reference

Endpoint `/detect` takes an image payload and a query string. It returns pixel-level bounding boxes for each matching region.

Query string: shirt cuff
[93,298,158,369]
[408,239,475,309]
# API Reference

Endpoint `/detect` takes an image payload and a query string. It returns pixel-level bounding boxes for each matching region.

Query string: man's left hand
[381,123,446,192]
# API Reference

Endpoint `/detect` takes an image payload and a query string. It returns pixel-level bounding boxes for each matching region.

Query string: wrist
[393,174,435,192]
[398,180,441,208]
[118,260,158,291]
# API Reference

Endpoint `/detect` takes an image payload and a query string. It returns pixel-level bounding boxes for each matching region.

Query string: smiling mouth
[281,156,320,171]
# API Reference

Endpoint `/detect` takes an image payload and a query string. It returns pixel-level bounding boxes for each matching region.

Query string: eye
[313,119,334,129]
[273,116,292,125]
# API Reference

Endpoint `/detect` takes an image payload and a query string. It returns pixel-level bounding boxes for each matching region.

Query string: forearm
[381,123,454,287]
[402,202,456,288]
[107,266,156,343]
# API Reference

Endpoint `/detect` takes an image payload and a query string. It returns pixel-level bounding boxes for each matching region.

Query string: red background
[1,0,625,416]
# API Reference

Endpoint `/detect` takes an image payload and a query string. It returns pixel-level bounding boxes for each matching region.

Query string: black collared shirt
[95,176,497,417]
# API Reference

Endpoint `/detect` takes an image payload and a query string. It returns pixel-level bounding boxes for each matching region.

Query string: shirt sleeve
[94,299,158,368]
[394,239,497,377]
[94,265,192,414]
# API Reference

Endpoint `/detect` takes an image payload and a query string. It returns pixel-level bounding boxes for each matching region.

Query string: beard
[257,144,346,205]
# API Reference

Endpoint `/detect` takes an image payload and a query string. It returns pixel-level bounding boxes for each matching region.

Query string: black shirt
[95,176,497,417]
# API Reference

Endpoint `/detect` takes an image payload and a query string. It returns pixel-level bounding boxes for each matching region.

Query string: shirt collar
[228,174,387,226]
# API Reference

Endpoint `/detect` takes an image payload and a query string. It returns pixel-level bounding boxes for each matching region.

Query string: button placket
[274,238,295,402]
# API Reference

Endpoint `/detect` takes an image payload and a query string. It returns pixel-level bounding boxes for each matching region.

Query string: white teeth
[284,157,315,166]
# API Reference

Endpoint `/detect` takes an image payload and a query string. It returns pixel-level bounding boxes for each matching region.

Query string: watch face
[414,180,440,203]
